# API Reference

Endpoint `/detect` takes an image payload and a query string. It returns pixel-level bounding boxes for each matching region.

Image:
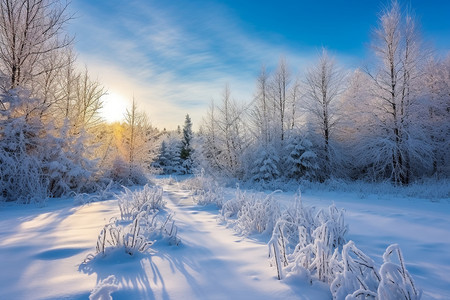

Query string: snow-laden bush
[265,193,421,299]
[329,242,421,300]
[92,210,180,258]
[181,169,224,207]
[220,187,281,235]
[377,244,421,300]
[194,182,224,207]
[284,136,319,180]
[104,156,149,186]
[0,89,98,203]
[269,196,347,282]
[251,145,280,182]
[85,184,179,261]
[330,241,381,299]
[73,180,117,205]
[118,184,165,221]
[95,214,154,256]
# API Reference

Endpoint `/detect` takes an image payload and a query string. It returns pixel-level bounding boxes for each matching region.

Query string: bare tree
[0,0,72,91]
[201,84,247,178]
[123,98,156,169]
[365,0,429,184]
[303,48,345,176]
[251,65,271,145]
[270,58,291,141]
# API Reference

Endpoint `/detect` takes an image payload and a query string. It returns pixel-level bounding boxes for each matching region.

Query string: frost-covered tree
[251,65,273,146]
[0,88,96,202]
[200,85,247,178]
[363,0,431,184]
[303,49,346,179]
[153,131,183,174]
[251,144,280,182]
[0,0,72,91]
[284,134,318,180]
[423,56,450,177]
[180,114,194,173]
[269,58,293,142]
[114,98,157,182]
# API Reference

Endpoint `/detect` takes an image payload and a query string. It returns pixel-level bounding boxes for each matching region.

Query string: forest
[0,0,448,204]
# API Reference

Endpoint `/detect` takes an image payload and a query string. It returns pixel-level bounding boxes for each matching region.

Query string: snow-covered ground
[0,180,449,299]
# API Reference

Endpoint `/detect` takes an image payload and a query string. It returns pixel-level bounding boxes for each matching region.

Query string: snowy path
[0,185,329,299]
[108,184,330,299]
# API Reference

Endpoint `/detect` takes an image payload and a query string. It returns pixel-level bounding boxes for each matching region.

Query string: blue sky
[67,0,450,129]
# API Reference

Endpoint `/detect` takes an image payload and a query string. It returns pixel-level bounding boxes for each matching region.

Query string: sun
[100,92,130,123]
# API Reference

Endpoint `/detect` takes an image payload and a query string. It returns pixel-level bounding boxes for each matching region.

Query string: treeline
[196,1,449,185]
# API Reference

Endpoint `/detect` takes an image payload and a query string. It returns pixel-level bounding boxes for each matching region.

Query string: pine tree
[180,114,194,174]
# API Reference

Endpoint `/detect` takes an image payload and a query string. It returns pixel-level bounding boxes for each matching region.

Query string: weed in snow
[84,184,179,263]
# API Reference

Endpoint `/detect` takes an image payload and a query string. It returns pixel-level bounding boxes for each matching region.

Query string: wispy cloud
[68,0,334,129]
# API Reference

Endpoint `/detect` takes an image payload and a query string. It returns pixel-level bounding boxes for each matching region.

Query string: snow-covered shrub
[0,89,98,203]
[92,208,180,259]
[235,191,280,235]
[93,215,153,257]
[220,185,248,220]
[377,244,421,300]
[73,180,117,205]
[89,275,118,300]
[182,169,225,207]
[251,145,280,182]
[269,195,348,283]
[265,194,420,299]
[193,174,224,207]
[194,183,224,207]
[104,156,148,185]
[220,187,280,235]
[86,184,178,261]
[267,193,348,286]
[141,211,181,246]
[330,241,381,299]
[329,242,421,300]
[284,136,319,180]
[118,184,165,221]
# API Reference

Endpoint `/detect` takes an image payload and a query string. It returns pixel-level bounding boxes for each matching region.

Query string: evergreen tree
[180,114,194,173]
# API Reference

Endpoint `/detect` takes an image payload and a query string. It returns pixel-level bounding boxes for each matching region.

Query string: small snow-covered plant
[191,170,224,207]
[330,241,381,299]
[220,184,247,220]
[194,184,224,207]
[220,187,280,235]
[89,275,118,300]
[315,204,348,250]
[269,194,348,286]
[94,218,123,256]
[123,212,154,255]
[141,211,181,246]
[118,185,165,221]
[92,215,154,257]
[235,191,280,235]
[270,192,316,266]
[377,244,421,300]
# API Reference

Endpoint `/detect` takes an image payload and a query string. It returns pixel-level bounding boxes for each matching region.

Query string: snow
[0,179,449,299]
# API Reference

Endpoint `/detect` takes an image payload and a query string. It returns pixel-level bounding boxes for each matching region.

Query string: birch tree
[303,48,345,178]
[365,0,430,184]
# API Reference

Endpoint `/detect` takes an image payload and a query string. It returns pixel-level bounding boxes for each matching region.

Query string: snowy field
[0,179,449,299]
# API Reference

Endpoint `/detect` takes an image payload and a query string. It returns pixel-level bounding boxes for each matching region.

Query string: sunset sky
[67,0,450,129]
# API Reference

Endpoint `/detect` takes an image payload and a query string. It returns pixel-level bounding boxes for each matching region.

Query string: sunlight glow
[100,92,130,123]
